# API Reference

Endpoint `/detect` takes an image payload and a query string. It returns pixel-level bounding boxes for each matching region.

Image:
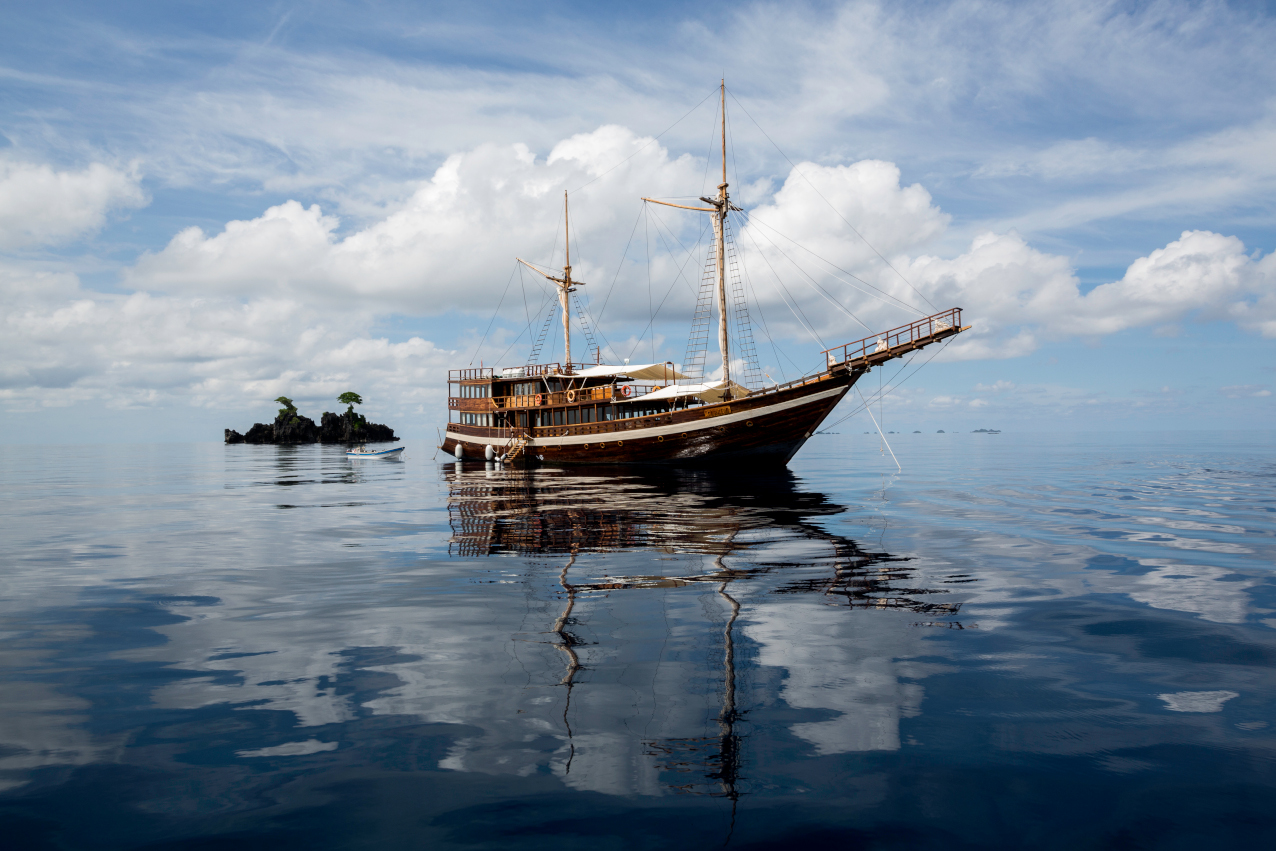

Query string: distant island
[225,393,399,445]
[972,428,1001,434]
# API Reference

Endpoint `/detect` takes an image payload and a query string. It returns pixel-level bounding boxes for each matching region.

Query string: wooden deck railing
[450,383,670,410]
[822,308,962,368]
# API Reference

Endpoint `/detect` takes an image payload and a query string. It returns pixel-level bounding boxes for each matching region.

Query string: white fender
[485,444,495,461]
[454,443,464,459]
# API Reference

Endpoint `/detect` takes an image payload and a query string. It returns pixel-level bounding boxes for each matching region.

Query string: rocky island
[225,393,399,445]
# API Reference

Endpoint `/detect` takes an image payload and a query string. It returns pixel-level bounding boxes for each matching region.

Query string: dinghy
[346,446,405,458]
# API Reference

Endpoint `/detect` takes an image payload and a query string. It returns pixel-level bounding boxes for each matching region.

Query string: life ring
[566,389,576,402]
[535,393,543,405]
[621,385,632,397]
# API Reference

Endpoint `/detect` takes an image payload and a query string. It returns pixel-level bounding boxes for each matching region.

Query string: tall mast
[561,191,573,372]
[713,79,731,393]
[640,79,740,395]
[516,190,584,374]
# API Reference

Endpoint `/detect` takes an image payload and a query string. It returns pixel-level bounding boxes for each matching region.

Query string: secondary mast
[517,191,582,374]
[643,80,740,396]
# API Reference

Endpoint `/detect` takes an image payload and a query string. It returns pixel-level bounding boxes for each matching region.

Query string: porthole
[746,420,754,427]
[657,435,665,442]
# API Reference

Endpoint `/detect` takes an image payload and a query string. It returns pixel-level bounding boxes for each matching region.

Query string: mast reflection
[445,464,958,803]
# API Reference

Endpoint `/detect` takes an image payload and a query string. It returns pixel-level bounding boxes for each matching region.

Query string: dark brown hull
[442,368,859,466]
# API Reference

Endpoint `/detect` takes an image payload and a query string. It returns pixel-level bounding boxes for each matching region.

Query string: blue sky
[1,0,1274,441]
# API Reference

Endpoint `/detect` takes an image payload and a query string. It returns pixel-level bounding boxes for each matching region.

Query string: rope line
[741,213,927,317]
[469,263,518,365]
[726,87,937,313]
[568,87,719,195]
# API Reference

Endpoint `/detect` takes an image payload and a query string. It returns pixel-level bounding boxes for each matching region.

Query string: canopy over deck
[640,380,749,404]
[573,363,691,382]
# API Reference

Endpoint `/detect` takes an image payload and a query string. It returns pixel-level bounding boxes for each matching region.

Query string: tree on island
[275,396,299,424]
[338,391,362,415]
[338,392,364,431]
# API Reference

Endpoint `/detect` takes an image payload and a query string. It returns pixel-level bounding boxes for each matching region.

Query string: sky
[1,0,1274,442]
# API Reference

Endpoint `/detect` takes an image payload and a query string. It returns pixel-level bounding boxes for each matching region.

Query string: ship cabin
[447,362,695,440]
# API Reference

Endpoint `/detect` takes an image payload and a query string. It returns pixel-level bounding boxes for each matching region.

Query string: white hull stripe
[446,384,846,449]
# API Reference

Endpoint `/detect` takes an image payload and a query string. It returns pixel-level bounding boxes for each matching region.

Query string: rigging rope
[735,217,827,349]
[740,212,927,317]
[567,87,719,195]
[594,205,644,329]
[726,87,937,314]
[469,264,518,365]
[820,336,954,432]
[734,209,872,333]
[859,385,901,473]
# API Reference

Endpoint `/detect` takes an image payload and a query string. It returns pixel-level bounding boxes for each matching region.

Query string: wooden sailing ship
[442,83,968,466]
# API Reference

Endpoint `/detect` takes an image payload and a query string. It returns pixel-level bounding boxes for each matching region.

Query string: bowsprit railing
[822,308,964,369]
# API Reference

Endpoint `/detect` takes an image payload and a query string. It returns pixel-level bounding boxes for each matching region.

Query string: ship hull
[442,368,859,467]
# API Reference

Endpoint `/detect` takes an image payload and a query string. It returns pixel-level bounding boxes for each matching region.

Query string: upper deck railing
[448,368,495,381]
[449,383,670,410]
[450,363,600,382]
[822,308,963,369]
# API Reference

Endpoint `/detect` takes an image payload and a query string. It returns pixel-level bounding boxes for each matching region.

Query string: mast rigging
[643,79,740,398]
[518,191,583,374]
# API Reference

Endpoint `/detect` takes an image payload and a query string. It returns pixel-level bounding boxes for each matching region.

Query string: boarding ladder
[503,435,529,464]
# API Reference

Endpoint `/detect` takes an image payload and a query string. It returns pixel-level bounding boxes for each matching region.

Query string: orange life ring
[621,385,632,397]
[535,393,543,405]
[566,389,576,402]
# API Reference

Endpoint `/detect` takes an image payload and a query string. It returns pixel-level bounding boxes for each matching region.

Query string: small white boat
[346,446,405,458]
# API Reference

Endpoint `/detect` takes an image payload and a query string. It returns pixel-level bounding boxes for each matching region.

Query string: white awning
[639,380,750,404]
[572,363,690,381]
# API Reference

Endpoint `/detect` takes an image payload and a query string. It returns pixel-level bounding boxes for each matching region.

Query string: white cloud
[740,160,1275,359]
[127,126,703,316]
[0,159,146,249]
[0,263,453,418]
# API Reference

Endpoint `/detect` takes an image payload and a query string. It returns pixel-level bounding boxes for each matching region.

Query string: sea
[1,431,1274,850]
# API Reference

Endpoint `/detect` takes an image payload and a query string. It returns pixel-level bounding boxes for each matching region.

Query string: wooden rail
[822,308,963,369]
[449,383,670,410]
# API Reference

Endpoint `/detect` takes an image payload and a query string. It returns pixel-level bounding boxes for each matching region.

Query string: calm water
[2,432,1275,850]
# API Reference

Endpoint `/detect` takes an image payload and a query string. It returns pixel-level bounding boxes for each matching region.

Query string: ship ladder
[503,436,528,464]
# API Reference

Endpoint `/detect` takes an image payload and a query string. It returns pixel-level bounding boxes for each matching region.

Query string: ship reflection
[445,464,959,809]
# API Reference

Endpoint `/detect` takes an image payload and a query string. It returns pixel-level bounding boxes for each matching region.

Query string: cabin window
[581,407,593,423]
[566,408,578,425]
[554,410,564,426]
[512,381,540,397]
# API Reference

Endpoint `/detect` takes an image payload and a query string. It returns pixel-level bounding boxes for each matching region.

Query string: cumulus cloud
[0,159,146,249]
[127,127,703,315]
[0,263,452,417]
[739,161,1276,359]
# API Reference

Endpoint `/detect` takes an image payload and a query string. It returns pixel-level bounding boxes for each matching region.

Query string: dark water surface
[2,432,1275,850]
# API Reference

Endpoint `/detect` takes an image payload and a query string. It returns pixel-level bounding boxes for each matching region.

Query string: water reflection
[443,464,957,800]
[5,438,1274,847]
